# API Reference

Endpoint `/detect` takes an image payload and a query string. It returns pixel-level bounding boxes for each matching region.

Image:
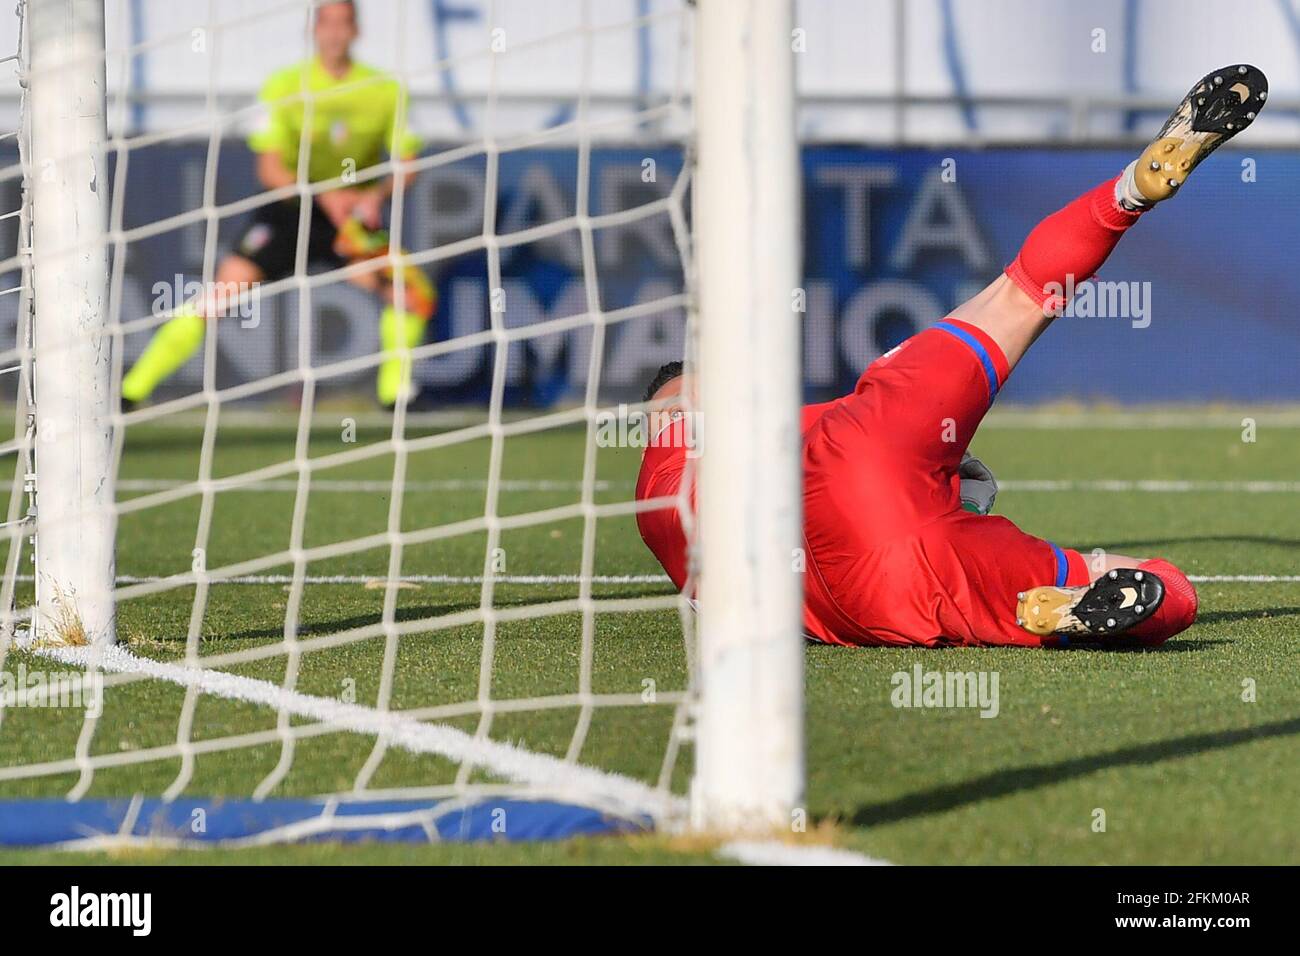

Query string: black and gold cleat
[1016,568,1165,639]
[1131,64,1268,203]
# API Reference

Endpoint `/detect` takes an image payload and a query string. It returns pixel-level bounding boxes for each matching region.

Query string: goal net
[0,0,802,847]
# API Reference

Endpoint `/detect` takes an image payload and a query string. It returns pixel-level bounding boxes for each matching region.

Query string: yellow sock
[121,306,206,403]
[378,306,428,406]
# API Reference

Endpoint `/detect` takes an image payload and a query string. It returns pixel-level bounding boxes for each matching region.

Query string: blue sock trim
[934,321,1000,404]
[1049,542,1070,587]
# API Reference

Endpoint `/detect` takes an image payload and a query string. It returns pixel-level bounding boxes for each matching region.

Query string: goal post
[692,0,805,832]
[26,0,116,647]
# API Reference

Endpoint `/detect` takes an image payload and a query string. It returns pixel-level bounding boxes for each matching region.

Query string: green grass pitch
[1,407,1298,865]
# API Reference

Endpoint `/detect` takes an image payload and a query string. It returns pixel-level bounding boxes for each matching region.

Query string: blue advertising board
[3,144,1295,404]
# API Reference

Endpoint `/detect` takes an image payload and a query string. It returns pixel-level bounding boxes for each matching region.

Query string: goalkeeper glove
[959,451,998,515]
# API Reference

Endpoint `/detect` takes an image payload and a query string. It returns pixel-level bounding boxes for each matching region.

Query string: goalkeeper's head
[643,361,684,405]
[314,1,359,65]
[642,361,693,440]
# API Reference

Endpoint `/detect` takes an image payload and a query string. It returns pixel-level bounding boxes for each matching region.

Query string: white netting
[0,0,705,839]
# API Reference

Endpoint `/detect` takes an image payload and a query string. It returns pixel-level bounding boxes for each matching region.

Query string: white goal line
[18,638,890,865]
[21,637,686,825]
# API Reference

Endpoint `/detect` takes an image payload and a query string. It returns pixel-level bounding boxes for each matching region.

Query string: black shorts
[233,199,343,279]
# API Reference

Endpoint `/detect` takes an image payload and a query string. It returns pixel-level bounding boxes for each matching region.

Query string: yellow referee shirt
[248,58,422,185]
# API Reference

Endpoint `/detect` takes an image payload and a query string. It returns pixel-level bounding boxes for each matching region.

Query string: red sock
[1125,558,1199,646]
[1004,175,1144,312]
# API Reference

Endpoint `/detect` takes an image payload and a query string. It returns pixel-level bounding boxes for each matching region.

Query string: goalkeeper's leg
[951,63,1267,373]
[931,66,1266,646]
[811,65,1263,647]
[811,146,1153,524]
[828,130,1175,485]
[1013,556,1199,647]
[917,513,1199,648]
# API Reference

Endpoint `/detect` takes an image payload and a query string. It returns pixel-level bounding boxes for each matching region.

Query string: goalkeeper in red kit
[636,64,1267,648]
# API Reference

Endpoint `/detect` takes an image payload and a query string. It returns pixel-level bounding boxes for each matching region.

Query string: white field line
[718,840,892,866]
[117,478,621,493]
[113,477,1300,494]
[1190,575,1300,583]
[27,640,687,825]
[12,573,672,586]
[981,410,1300,429]
[1000,479,1300,494]
[121,407,1300,431]
[126,409,495,431]
[12,572,1300,588]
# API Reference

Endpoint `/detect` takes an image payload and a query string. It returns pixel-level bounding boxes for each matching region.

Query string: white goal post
[27,0,116,647]
[693,0,805,830]
[0,0,805,843]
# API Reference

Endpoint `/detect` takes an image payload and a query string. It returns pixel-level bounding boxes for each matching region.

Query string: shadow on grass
[206,596,1263,650]
[846,715,1300,829]
[213,587,676,644]
[1196,606,1300,626]
[807,637,1227,654]
[1058,637,1230,653]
